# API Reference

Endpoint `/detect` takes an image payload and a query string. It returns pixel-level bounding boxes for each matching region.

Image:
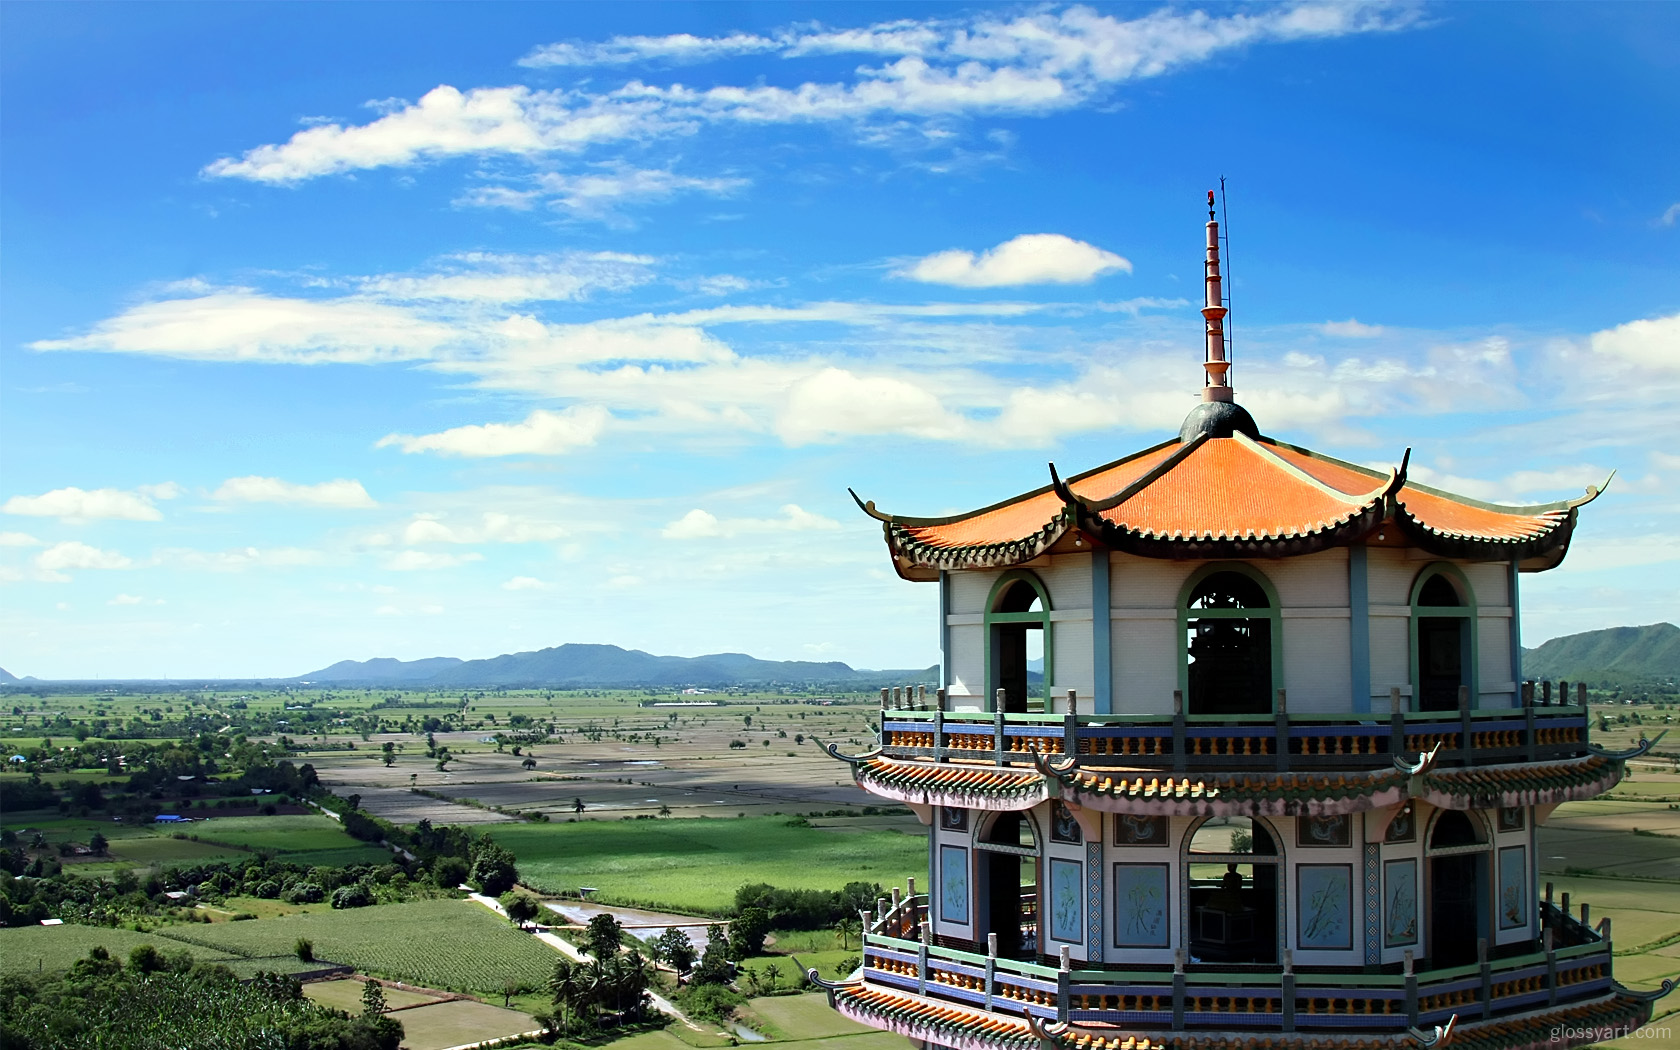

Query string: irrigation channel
[543,901,722,954]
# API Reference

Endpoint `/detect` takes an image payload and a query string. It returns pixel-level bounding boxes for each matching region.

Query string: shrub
[284,882,325,905]
[676,983,744,1022]
[331,883,374,909]
[295,937,314,962]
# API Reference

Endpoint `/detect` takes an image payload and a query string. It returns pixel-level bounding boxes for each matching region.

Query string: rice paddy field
[488,816,926,914]
[4,809,392,874]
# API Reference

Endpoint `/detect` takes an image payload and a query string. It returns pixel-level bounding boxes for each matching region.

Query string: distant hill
[1524,623,1679,684]
[296,643,937,689]
[0,667,16,684]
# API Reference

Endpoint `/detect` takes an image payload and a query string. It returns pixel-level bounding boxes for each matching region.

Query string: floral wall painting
[1051,801,1084,844]
[1499,846,1527,930]
[1114,814,1168,846]
[1298,814,1352,847]
[1112,863,1170,948]
[1384,805,1417,843]
[1049,859,1084,943]
[940,845,969,925]
[941,807,969,833]
[1298,864,1354,950]
[1384,859,1418,947]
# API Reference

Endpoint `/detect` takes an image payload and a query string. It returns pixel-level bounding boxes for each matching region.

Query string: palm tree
[834,916,861,950]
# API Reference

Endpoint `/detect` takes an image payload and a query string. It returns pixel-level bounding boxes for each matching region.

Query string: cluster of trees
[0,948,402,1050]
[541,913,655,1034]
[733,881,883,931]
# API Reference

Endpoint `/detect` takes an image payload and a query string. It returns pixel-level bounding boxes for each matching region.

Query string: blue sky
[2,2,1675,679]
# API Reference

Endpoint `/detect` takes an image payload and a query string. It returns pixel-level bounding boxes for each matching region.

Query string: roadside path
[465,893,703,1031]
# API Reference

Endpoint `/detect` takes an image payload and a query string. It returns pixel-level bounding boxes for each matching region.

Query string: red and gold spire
[1201,189,1233,403]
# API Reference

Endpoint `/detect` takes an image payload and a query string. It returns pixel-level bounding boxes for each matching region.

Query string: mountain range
[296,643,938,690]
[1522,622,1678,684]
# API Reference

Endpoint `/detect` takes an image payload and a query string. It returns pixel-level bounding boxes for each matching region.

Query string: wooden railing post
[1525,680,1538,760]
[1281,949,1296,1033]
[933,689,946,762]
[984,933,998,1012]
[1544,927,1558,1004]
[1390,686,1406,756]
[1171,690,1187,772]
[1459,685,1474,764]
[1403,950,1418,1026]
[918,923,930,995]
[1057,946,1071,1023]
[1478,937,1492,1018]
[1172,949,1187,1031]
[1542,680,1552,705]
[1577,682,1588,706]
[1275,689,1291,772]
[1064,690,1079,758]
[994,690,1007,766]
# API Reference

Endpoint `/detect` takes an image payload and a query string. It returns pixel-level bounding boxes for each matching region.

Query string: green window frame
[1176,563,1283,716]
[1408,563,1478,712]
[984,569,1053,713]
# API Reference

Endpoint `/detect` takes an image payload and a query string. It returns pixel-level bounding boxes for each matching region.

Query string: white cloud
[359,251,656,303]
[896,234,1130,287]
[1590,313,1680,373]
[34,541,132,581]
[107,593,145,606]
[384,550,485,571]
[0,532,43,547]
[402,513,566,544]
[662,503,843,540]
[213,476,377,508]
[502,575,550,590]
[4,486,168,522]
[462,167,746,222]
[1655,203,1680,228]
[377,405,610,457]
[776,367,969,444]
[30,290,455,364]
[208,5,1419,184]
[1320,319,1385,338]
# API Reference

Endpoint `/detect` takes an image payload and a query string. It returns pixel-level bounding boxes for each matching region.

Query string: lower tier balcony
[814,890,1671,1050]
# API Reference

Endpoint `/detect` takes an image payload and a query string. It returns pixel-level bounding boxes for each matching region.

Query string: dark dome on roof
[1179,400,1260,442]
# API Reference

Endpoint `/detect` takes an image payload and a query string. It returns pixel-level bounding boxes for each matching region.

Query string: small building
[812,198,1670,1050]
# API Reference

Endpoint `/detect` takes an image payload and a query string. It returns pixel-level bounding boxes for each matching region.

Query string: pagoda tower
[810,196,1671,1050]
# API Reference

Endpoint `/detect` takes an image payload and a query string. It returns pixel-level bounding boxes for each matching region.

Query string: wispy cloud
[661,503,841,539]
[383,550,485,571]
[895,233,1130,287]
[34,541,132,581]
[359,251,656,302]
[1655,202,1680,228]
[1319,318,1385,338]
[460,167,747,222]
[204,5,1421,185]
[377,405,610,457]
[400,512,567,544]
[212,476,378,508]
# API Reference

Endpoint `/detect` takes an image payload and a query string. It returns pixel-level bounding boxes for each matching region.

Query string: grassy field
[305,977,442,1011]
[489,816,926,914]
[0,922,239,974]
[147,899,558,995]
[386,1000,539,1050]
[616,994,911,1050]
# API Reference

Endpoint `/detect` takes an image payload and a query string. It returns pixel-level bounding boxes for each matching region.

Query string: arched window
[976,812,1040,959]
[1183,816,1281,964]
[1410,565,1477,713]
[985,571,1052,714]
[1426,809,1490,967]
[1178,566,1281,715]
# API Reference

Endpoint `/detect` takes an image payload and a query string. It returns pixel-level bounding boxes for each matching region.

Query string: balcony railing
[859,884,1616,1032]
[874,682,1591,772]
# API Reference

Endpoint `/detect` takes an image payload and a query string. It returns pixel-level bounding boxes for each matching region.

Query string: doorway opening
[980,812,1038,958]
[1428,811,1487,968]
[1186,817,1278,963]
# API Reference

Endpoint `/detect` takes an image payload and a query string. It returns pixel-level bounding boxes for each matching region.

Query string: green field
[190,814,367,852]
[0,923,326,980]
[488,817,927,914]
[146,899,559,994]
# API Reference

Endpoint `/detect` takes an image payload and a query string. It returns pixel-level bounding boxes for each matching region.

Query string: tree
[294,937,314,962]
[572,797,585,815]
[432,855,469,889]
[129,944,164,974]
[503,891,541,929]
[522,757,537,770]
[651,928,696,985]
[834,916,861,950]
[585,912,624,960]
[762,962,783,992]
[362,979,387,1015]
[469,842,519,896]
[88,832,108,855]
[382,742,396,767]
[729,906,771,958]
[549,958,591,1032]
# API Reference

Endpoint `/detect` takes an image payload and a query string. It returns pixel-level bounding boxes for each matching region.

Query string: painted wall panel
[947,624,985,708]
[1283,619,1353,712]
[1370,616,1411,699]
[949,571,998,615]
[1114,618,1177,714]
[1053,620,1096,703]
[1479,618,1514,706]
[1367,548,1416,606]
[1265,549,1350,607]
[1464,562,1508,606]
[1039,555,1093,610]
[1110,554,1189,608]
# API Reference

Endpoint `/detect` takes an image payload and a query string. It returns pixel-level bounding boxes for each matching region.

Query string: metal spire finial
[1201,191,1233,403]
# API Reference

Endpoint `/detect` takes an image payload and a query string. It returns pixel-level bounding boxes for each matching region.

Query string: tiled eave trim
[1392,504,1575,562]
[1418,755,1618,809]
[1052,768,1408,818]
[1080,499,1386,561]
[887,507,1075,573]
[833,986,1038,1050]
[855,758,1049,810]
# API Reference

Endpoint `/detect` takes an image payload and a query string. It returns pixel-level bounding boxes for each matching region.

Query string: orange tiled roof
[859,428,1601,578]
[855,756,1049,809]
